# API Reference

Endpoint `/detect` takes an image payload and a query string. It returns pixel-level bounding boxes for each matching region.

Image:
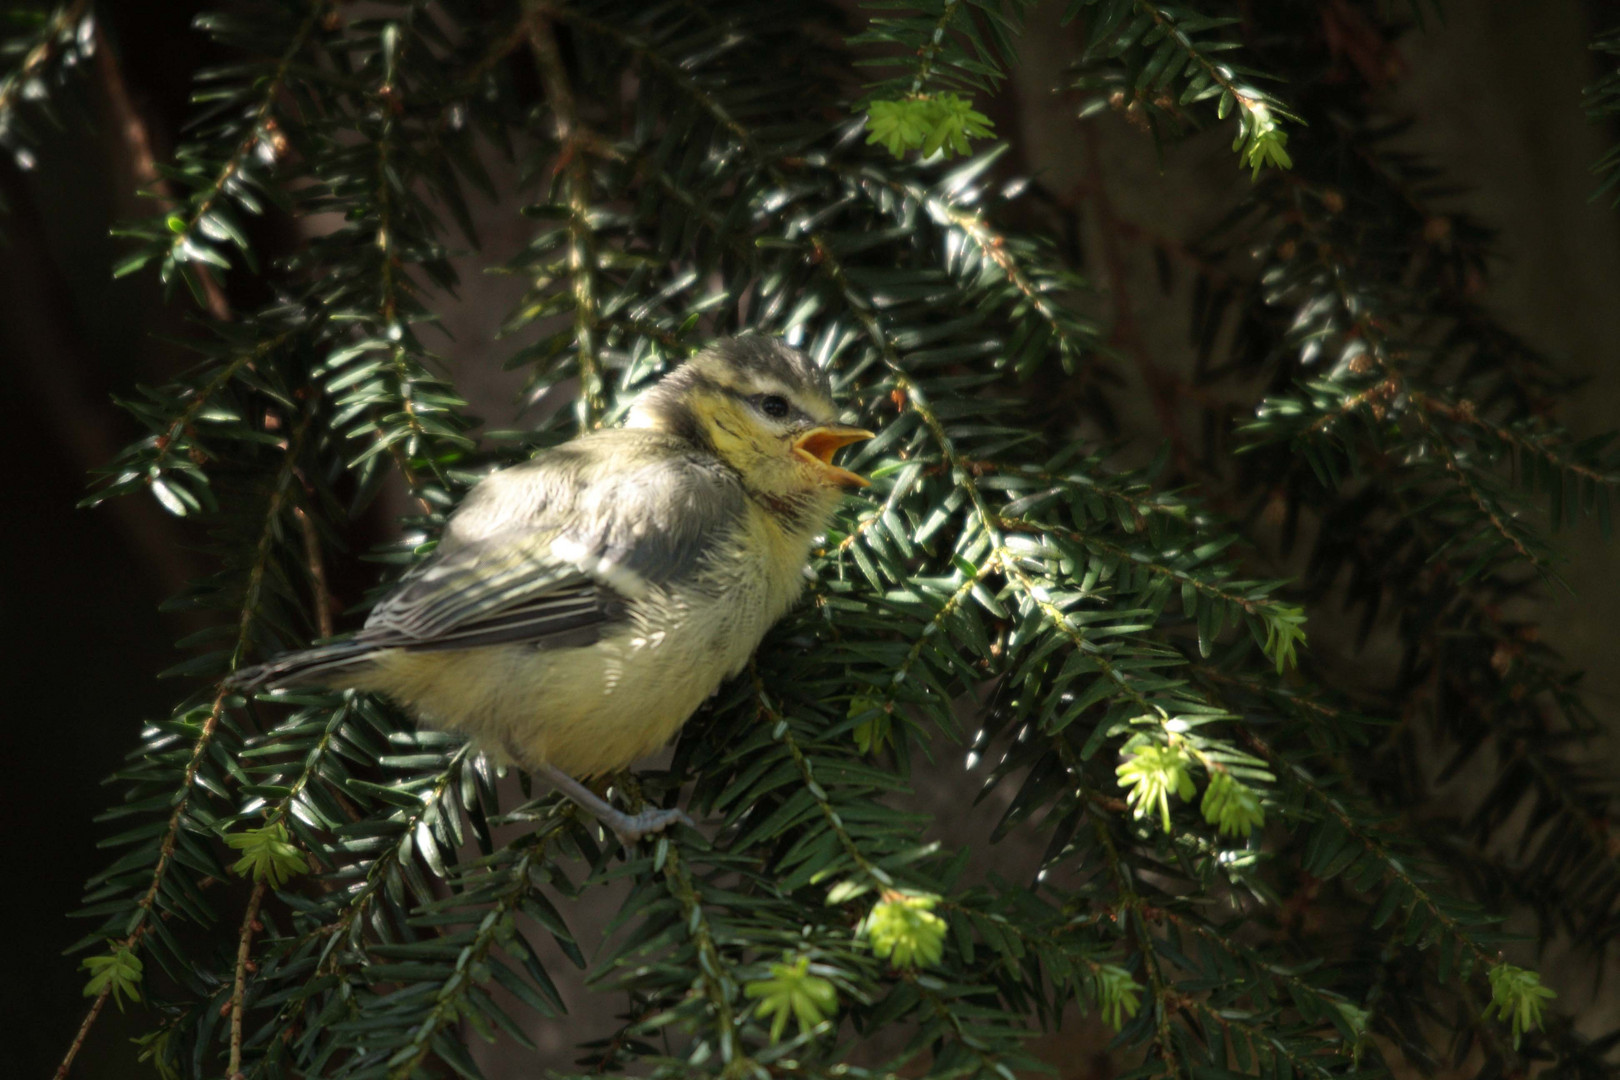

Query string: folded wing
[357,432,747,654]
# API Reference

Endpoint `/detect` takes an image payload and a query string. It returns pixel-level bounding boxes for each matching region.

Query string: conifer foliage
[9,1,1620,1077]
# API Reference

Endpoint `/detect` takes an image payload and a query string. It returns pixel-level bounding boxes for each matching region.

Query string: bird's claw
[609,806,697,845]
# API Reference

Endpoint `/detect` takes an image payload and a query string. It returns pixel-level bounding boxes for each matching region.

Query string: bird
[230,336,873,843]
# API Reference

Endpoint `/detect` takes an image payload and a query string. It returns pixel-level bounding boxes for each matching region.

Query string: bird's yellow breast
[356,501,821,778]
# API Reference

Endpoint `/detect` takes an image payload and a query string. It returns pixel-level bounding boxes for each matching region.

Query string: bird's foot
[603,805,697,846]
[534,762,696,845]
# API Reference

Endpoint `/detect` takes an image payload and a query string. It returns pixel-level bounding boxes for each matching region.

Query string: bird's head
[629,337,874,507]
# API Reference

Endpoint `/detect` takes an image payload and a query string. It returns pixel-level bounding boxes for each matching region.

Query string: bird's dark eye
[759,395,790,419]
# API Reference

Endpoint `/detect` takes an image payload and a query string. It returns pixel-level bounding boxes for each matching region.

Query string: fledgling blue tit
[231,336,873,842]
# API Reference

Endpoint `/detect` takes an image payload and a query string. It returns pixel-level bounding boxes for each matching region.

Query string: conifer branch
[90,18,232,319]
[887,559,1000,700]
[527,4,604,428]
[755,674,894,890]
[1412,405,1538,564]
[1126,0,1270,121]
[832,160,1099,372]
[659,845,749,1071]
[58,398,319,1078]
[51,982,107,1080]
[87,329,297,506]
[1086,816,1185,1079]
[0,0,89,119]
[311,746,475,973]
[555,8,758,153]
[383,841,553,1080]
[167,1,325,258]
[1240,729,1501,974]
[228,882,269,1080]
[1156,908,1360,1026]
[1412,390,1618,486]
[995,514,1274,616]
[912,977,1025,1078]
[211,697,381,1077]
[112,0,335,302]
[904,0,967,96]
[371,84,443,499]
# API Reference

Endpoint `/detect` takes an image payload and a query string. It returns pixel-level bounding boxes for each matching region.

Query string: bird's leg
[534,762,696,845]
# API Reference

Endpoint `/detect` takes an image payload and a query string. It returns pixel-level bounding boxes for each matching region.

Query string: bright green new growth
[132,1028,180,1080]
[744,956,840,1042]
[225,821,310,889]
[1091,963,1142,1031]
[1332,999,1371,1058]
[1232,99,1292,179]
[864,99,937,160]
[1200,769,1265,838]
[863,893,949,969]
[1116,718,1272,837]
[1487,964,1558,1050]
[852,0,1025,162]
[864,94,996,160]
[1116,740,1196,832]
[1259,604,1307,674]
[849,695,894,755]
[79,944,142,1011]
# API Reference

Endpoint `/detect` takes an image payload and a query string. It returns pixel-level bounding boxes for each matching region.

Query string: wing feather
[355,429,746,653]
[363,534,587,642]
[386,587,617,651]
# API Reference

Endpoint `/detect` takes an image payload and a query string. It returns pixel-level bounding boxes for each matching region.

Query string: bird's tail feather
[227,639,377,691]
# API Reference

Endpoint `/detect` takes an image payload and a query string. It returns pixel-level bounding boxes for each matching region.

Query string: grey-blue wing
[374,580,619,652]
[360,531,623,652]
[357,433,746,653]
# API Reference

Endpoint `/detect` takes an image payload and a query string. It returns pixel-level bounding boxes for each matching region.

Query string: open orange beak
[792,424,875,489]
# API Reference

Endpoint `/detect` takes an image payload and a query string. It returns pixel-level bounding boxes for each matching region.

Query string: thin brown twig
[228,882,269,1080]
[1412,390,1617,485]
[904,0,965,96]
[456,16,529,86]
[52,988,108,1080]
[526,2,604,428]
[294,505,335,638]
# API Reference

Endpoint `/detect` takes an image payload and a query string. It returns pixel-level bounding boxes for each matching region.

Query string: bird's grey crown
[631,336,833,438]
[706,335,833,400]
